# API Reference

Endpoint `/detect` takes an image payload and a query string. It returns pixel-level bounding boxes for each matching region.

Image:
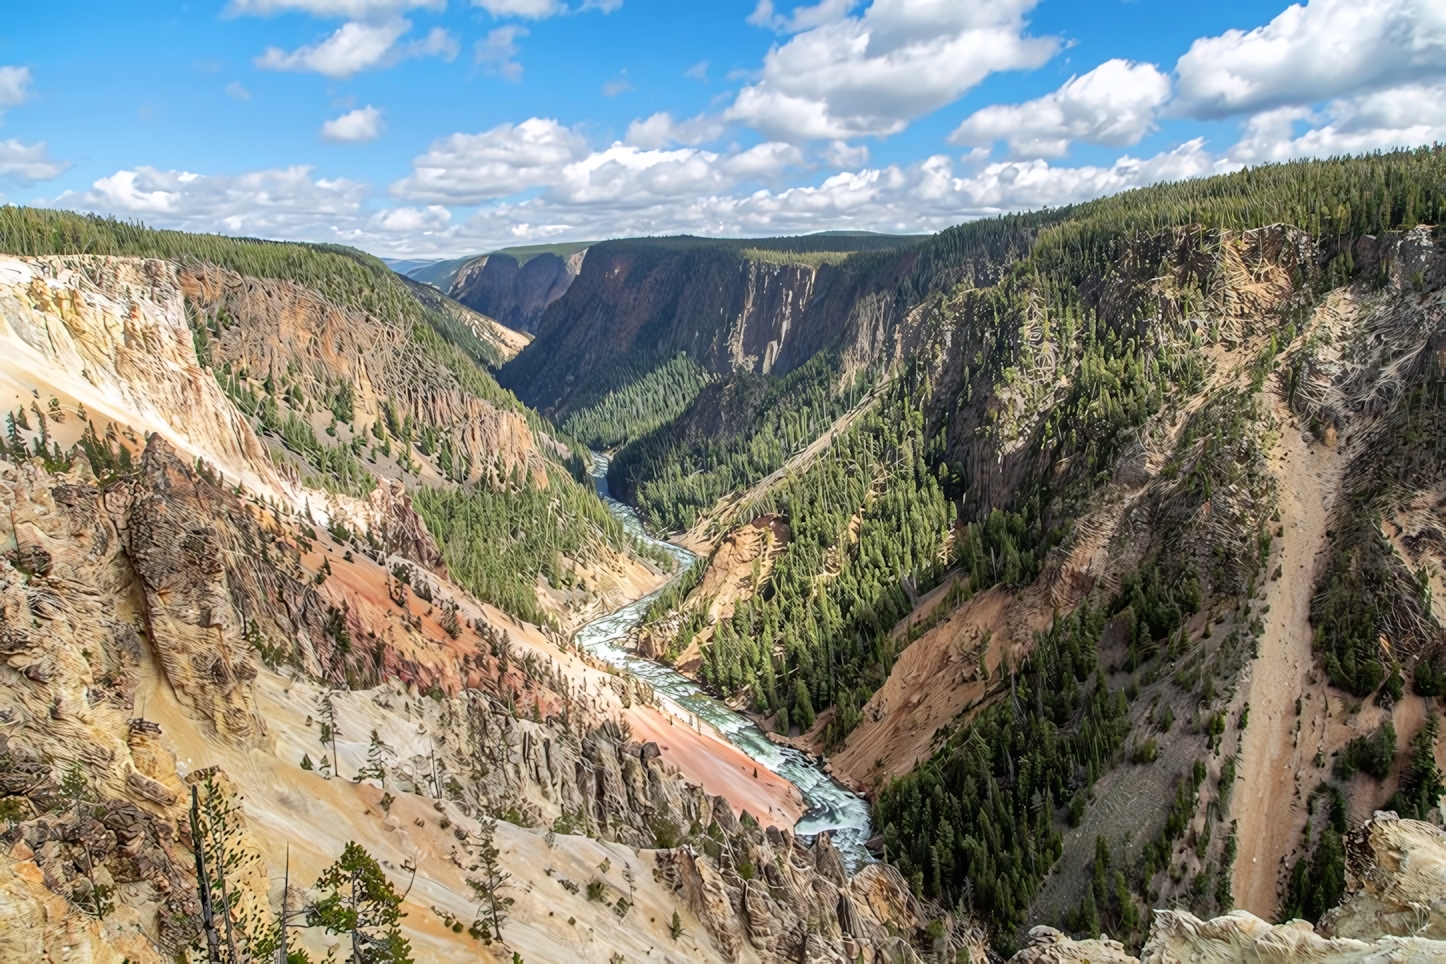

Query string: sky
[2,0,1444,259]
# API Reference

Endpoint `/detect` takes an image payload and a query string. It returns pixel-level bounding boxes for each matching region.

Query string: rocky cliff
[450,249,586,336]
[497,236,925,420]
[1009,809,1446,964]
[0,440,928,963]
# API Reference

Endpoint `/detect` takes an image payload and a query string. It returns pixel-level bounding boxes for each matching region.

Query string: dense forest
[562,352,713,450]
[608,350,877,533]
[414,466,671,627]
[592,147,1446,949]
[695,375,955,740]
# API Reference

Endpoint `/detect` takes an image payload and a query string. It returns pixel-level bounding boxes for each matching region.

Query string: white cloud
[0,140,70,181]
[391,117,591,203]
[0,67,32,118]
[473,0,563,15]
[1228,82,1446,165]
[550,141,805,206]
[474,26,528,80]
[368,204,451,232]
[393,113,809,214]
[684,60,709,82]
[950,59,1171,158]
[725,0,1060,141]
[471,0,622,17]
[225,81,252,101]
[602,71,634,97]
[227,0,443,17]
[322,104,384,142]
[821,139,868,167]
[54,166,369,238]
[1174,0,1446,119]
[748,0,858,33]
[256,18,455,77]
[624,112,726,149]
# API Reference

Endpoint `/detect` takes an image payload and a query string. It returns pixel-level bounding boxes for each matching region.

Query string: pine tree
[316,690,342,779]
[466,816,514,942]
[308,842,413,964]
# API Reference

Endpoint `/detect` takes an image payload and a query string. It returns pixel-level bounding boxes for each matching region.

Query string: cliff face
[1010,810,1446,964]
[180,261,550,490]
[0,442,925,964]
[449,250,585,335]
[0,246,927,963]
[0,256,282,496]
[498,241,906,419]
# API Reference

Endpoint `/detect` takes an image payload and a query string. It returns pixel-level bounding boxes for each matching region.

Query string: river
[577,454,873,870]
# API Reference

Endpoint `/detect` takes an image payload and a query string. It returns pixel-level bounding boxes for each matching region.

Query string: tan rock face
[654,825,926,964]
[1320,810,1446,942]
[0,256,281,496]
[178,261,550,489]
[1012,926,1139,964]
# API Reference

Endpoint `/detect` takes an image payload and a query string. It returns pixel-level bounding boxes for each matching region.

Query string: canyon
[1,153,1445,964]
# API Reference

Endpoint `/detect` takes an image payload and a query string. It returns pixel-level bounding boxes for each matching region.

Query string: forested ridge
[575,147,1446,951]
[0,207,665,627]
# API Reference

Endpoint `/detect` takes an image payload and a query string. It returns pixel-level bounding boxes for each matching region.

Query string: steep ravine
[579,454,875,870]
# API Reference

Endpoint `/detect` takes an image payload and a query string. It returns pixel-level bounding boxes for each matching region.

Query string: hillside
[503,149,1446,956]
[495,232,927,421]
[3,151,1446,964]
[0,212,942,963]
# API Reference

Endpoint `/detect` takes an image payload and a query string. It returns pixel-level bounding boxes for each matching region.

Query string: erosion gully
[578,454,873,870]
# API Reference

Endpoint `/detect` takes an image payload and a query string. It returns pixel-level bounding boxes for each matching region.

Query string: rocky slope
[449,249,587,336]
[0,430,927,964]
[0,230,930,961]
[497,235,925,420]
[1009,809,1446,964]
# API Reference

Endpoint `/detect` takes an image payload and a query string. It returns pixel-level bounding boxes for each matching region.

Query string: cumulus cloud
[747,0,858,33]
[256,18,456,77]
[0,67,32,114]
[547,141,805,207]
[950,59,1171,158]
[471,0,622,17]
[624,111,725,148]
[1174,0,1446,119]
[1228,82,1446,165]
[821,139,868,167]
[225,81,252,101]
[368,204,451,232]
[0,140,70,181]
[322,105,384,142]
[474,26,528,80]
[684,61,709,82]
[227,0,443,17]
[725,0,1060,141]
[54,166,369,237]
[391,118,591,203]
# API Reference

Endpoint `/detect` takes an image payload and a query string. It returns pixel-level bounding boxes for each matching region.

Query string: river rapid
[577,454,873,870]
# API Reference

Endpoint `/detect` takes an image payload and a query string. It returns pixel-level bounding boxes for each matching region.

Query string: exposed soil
[1231,388,1344,918]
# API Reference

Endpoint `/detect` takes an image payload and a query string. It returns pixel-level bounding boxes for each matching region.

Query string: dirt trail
[1231,386,1343,918]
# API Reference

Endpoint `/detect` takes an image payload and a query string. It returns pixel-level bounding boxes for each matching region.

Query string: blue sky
[2,0,1443,257]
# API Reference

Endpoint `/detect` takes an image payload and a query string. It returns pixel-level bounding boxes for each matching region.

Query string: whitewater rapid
[576,453,873,870]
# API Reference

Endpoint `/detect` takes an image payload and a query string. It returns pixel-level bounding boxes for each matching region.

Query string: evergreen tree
[308,842,414,964]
